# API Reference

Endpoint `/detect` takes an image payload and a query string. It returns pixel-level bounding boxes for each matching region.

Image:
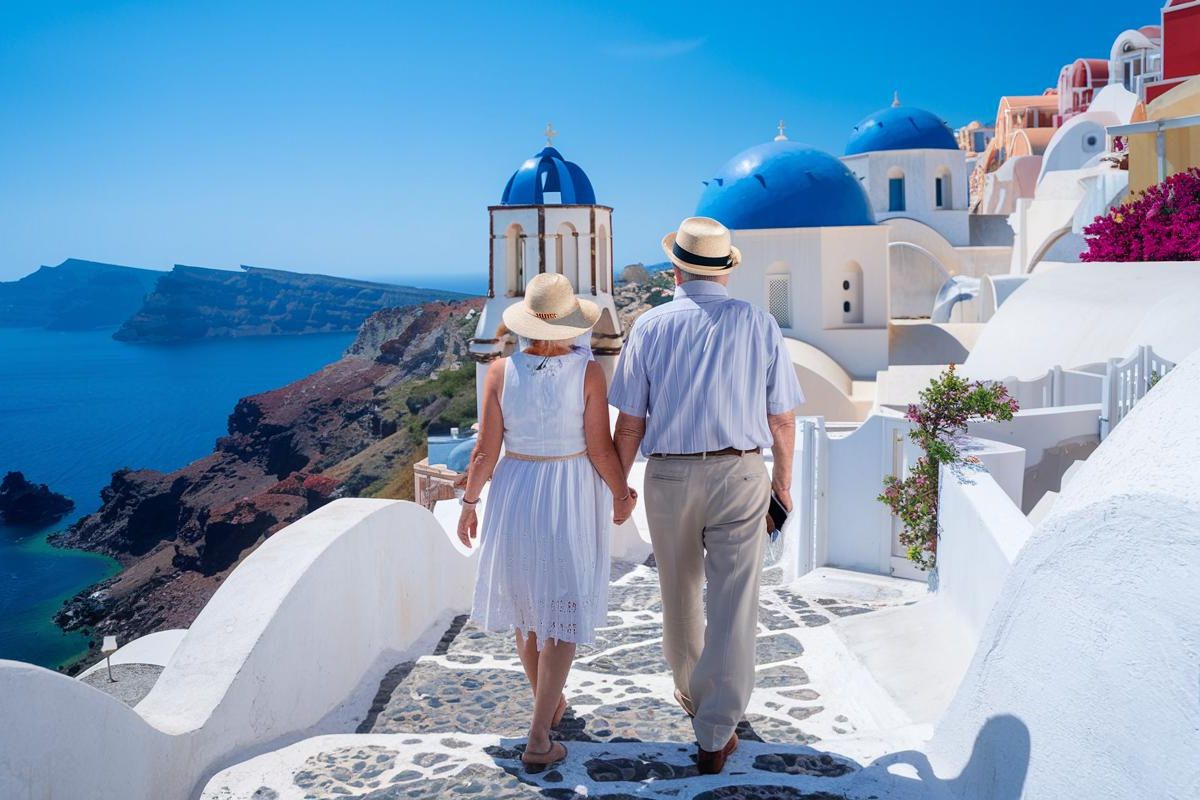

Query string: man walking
[609,216,804,774]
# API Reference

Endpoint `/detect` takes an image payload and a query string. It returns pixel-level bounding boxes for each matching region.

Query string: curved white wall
[0,499,478,800]
[964,262,1200,380]
[929,351,1200,799]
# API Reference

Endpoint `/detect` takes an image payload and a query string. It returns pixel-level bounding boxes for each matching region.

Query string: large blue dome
[501,146,596,205]
[695,140,874,229]
[845,105,958,155]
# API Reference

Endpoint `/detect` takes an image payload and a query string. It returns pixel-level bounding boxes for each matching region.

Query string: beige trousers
[643,452,770,751]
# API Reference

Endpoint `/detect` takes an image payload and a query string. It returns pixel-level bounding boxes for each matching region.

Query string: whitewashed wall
[0,499,479,800]
[727,225,891,380]
[928,350,1200,800]
[936,463,1033,646]
[842,149,970,245]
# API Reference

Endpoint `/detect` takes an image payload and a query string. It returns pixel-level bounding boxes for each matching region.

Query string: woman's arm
[457,359,506,547]
[583,362,636,523]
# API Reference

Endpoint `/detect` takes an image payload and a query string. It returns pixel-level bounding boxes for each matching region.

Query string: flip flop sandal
[522,741,568,774]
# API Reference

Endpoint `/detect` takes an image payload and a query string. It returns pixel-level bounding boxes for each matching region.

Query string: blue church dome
[446,436,476,473]
[845,103,958,156]
[695,140,874,229]
[501,146,596,205]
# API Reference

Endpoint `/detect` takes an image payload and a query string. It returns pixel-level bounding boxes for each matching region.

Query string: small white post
[101,636,119,683]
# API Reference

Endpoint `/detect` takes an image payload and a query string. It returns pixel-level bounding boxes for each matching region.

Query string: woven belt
[649,447,761,460]
[505,449,587,462]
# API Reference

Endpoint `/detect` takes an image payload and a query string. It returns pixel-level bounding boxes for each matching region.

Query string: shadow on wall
[870,714,1031,799]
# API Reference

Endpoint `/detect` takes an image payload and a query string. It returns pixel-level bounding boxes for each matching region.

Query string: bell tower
[469,127,624,416]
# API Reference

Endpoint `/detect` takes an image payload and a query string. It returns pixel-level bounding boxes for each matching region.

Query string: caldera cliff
[113,264,469,342]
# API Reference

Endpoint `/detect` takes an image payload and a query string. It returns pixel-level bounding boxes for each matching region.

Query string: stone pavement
[203,559,918,800]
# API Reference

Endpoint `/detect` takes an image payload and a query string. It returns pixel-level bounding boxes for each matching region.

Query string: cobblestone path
[204,560,907,800]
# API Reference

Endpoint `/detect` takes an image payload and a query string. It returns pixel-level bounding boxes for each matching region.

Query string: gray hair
[677,269,726,283]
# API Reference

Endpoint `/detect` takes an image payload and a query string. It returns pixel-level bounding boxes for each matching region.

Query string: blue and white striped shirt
[608,281,804,455]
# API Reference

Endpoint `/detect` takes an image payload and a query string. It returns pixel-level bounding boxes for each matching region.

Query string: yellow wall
[1128,77,1200,195]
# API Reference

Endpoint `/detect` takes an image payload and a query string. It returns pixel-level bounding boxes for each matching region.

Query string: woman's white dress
[471,348,611,648]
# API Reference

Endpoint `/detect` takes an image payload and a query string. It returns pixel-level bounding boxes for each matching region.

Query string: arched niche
[841,261,864,324]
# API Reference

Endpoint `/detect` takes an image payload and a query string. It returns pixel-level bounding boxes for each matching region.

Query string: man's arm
[613,412,646,482]
[767,410,796,511]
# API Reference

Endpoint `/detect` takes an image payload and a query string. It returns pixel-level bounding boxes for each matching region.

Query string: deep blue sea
[0,327,358,668]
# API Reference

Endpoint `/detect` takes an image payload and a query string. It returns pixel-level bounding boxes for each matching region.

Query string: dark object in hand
[767,491,788,543]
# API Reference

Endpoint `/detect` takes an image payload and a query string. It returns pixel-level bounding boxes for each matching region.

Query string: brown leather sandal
[522,741,568,773]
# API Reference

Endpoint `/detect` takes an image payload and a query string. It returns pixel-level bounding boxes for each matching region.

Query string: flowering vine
[877,365,1018,570]
[1081,167,1200,262]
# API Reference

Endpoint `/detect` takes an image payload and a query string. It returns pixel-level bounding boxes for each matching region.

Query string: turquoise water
[0,327,356,668]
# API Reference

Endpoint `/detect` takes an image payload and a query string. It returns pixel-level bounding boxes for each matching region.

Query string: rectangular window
[767,275,791,329]
[935,177,944,208]
[888,178,905,212]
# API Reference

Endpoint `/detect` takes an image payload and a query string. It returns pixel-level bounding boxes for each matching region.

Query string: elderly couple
[456,216,804,774]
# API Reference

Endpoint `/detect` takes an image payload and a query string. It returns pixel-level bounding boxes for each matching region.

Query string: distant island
[0,259,474,341]
[0,472,74,527]
[114,265,472,342]
[0,259,162,330]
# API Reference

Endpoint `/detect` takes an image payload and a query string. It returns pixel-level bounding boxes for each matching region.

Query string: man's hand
[765,484,793,533]
[457,507,478,548]
[773,483,793,513]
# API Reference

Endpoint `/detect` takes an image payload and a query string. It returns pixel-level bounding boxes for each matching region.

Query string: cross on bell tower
[544,122,558,146]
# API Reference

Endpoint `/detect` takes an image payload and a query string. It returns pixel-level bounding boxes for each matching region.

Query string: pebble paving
[203,560,900,800]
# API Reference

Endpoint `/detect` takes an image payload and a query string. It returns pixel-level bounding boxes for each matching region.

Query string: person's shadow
[865,714,1032,799]
[486,713,1030,799]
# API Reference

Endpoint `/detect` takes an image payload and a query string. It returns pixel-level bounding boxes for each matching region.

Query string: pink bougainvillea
[1081,167,1200,262]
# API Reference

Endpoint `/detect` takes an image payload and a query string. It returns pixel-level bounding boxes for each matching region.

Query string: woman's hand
[457,506,478,548]
[613,487,638,525]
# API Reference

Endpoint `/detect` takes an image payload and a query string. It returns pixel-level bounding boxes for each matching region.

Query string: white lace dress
[471,348,611,648]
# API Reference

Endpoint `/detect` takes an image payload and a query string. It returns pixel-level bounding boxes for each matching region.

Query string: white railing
[998,365,1104,410]
[1100,345,1177,439]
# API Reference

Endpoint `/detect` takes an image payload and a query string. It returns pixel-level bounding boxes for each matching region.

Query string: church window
[767,275,792,328]
[888,176,906,212]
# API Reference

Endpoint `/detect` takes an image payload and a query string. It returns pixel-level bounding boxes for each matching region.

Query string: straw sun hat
[502,272,601,341]
[661,216,741,276]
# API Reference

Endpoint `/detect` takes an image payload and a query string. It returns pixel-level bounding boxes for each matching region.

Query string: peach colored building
[970,93,1059,213]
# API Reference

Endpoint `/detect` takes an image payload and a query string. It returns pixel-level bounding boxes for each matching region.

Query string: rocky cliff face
[52,298,483,663]
[0,259,162,330]
[113,265,470,342]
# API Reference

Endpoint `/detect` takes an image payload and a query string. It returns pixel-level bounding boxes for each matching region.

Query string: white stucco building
[841,96,970,246]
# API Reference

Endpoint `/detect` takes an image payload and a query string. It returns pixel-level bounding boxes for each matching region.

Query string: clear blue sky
[0,0,1161,285]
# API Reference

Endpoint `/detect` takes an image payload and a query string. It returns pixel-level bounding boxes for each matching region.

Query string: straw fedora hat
[661,216,742,276]
[502,272,601,341]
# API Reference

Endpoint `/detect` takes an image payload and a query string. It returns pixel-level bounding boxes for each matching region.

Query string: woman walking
[456,272,636,770]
